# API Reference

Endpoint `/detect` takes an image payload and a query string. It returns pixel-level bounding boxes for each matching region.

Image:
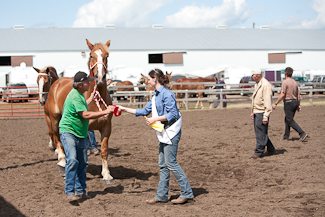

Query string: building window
[163,53,183,64]
[0,56,11,66]
[149,54,163,63]
[0,56,33,66]
[11,56,33,66]
[268,53,285,63]
[149,53,183,64]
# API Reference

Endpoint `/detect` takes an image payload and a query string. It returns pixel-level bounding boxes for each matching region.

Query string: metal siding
[0,28,324,52]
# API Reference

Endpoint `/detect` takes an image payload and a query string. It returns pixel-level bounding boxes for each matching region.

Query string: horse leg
[100,125,114,184]
[199,93,204,109]
[45,114,55,150]
[50,115,66,176]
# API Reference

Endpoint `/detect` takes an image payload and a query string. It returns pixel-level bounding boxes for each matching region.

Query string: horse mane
[42,66,59,80]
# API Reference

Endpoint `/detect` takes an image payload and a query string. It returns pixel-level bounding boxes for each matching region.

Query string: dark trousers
[254,113,275,156]
[283,100,304,138]
[214,94,227,108]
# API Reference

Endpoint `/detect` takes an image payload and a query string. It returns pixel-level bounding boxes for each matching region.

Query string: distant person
[250,69,276,159]
[86,130,100,156]
[117,68,194,204]
[212,77,227,108]
[272,67,309,142]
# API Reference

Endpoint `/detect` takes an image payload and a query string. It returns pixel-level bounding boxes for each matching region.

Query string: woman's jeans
[60,132,88,196]
[155,130,194,201]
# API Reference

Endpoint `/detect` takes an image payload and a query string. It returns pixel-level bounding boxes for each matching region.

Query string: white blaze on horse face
[38,77,44,102]
[95,49,104,84]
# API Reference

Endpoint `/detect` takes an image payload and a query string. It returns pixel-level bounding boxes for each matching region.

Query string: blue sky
[0,0,324,29]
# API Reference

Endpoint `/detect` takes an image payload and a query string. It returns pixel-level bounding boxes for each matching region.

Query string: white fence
[110,82,325,110]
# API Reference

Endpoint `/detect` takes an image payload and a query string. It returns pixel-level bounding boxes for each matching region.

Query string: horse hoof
[57,165,65,177]
[102,179,114,185]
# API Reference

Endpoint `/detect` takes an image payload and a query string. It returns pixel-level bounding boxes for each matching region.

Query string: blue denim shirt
[135,85,180,122]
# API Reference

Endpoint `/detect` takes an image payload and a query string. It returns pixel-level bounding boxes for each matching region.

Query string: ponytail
[148,68,170,87]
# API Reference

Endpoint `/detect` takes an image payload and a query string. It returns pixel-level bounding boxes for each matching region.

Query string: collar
[154,85,164,96]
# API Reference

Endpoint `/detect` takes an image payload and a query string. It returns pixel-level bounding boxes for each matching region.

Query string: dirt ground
[0,105,324,216]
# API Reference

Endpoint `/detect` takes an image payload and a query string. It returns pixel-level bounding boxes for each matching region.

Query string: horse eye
[90,55,93,58]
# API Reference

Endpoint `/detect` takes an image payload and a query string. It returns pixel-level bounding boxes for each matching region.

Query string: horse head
[34,66,58,106]
[138,73,146,84]
[166,71,173,82]
[87,39,110,86]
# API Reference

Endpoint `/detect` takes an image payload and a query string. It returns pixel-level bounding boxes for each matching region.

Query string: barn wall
[1,50,324,78]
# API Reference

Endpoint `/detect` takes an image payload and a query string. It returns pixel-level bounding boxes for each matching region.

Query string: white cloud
[270,0,325,29]
[72,0,168,28]
[163,0,250,28]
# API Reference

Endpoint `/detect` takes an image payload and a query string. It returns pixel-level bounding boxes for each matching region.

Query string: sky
[0,0,324,29]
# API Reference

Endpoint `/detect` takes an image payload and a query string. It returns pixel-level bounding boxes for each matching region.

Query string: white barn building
[0,27,325,85]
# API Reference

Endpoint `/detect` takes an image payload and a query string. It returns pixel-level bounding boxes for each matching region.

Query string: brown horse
[171,77,215,109]
[45,39,115,184]
[139,73,154,102]
[33,66,59,106]
[107,79,135,103]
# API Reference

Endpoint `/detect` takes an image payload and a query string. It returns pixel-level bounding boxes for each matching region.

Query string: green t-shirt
[59,88,89,138]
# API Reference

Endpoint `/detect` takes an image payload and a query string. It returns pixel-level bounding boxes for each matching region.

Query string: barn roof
[0,28,324,52]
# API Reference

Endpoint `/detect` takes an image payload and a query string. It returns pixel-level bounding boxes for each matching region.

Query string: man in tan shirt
[250,69,276,159]
[273,67,308,142]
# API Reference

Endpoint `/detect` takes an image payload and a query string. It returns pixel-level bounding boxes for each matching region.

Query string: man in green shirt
[59,71,114,202]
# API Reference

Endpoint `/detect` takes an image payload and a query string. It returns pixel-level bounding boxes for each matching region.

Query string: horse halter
[89,61,107,78]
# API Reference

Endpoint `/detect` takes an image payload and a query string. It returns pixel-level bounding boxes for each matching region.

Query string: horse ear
[86,39,93,50]
[46,67,50,73]
[33,67,40,73]
[141,73,144,77]
[106,40,111,47]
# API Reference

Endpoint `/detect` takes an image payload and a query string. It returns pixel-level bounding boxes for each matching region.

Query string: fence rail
[1,84,324,117]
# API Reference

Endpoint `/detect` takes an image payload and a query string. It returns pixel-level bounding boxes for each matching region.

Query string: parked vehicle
[293,76,309,83]
[239,76,254,96]
[292,76,313,93]
[2,83,29,102]
[312,76,325,94]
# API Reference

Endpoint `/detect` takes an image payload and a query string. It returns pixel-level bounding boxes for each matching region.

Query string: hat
[251,68,262,75]
[74,71,95,82]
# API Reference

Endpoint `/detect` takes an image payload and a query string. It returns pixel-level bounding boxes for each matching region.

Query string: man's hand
[297,105,302,112]
[250,113,254,119]
[105,105,115,114]
[262,117,268,125]
[272,103,277,109]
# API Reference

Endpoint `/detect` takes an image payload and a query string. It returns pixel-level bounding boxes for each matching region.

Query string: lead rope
[93,90,109,117]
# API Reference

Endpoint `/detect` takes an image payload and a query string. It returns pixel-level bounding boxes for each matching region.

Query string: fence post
[309,87,313,105]
[220,90,224,108]
[185,90,189,110]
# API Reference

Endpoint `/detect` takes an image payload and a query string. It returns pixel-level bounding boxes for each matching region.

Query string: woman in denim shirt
[118,69,194,204]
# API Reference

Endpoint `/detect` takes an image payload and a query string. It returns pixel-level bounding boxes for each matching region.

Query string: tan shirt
[281,77,299,102]
[252,77,273,118]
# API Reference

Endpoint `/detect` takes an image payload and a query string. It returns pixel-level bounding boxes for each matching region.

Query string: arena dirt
[0,105,324,216]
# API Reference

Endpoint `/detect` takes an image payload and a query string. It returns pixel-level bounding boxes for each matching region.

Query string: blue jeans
[155,130,194,201]
[86,131,97,150]
[60,132,88,196]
